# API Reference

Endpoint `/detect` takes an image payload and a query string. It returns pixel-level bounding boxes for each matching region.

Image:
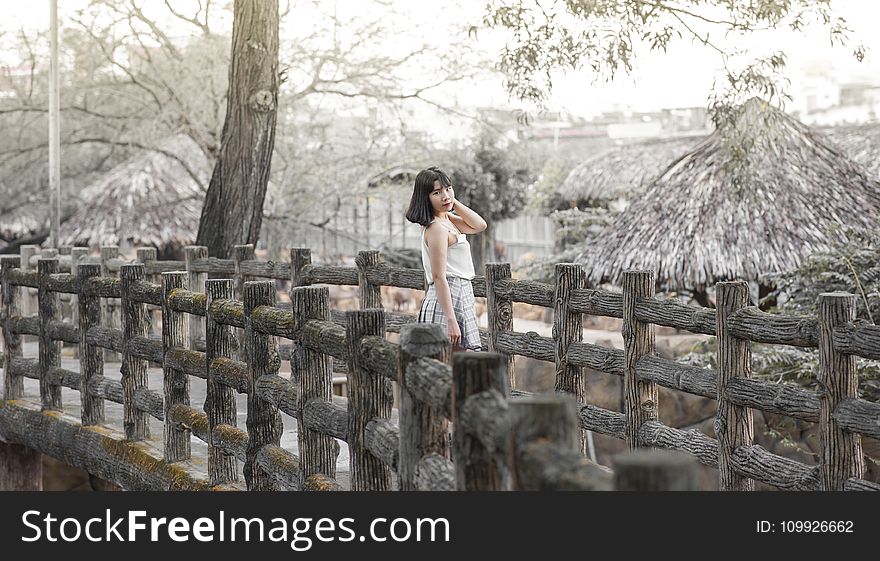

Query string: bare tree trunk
[196,0,279,258]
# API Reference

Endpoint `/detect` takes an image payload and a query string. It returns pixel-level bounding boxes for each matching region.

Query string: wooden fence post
[57,246,72,327]
[137,247,158,337]
[452,352,510,490]
[356,250,383,309]
[2,256,22,400]
[38,258,62,411]
[486,263,515,389]
[101,245,121,362]
[622,270,657,451]
[554,263,585,452]
[121,264,150,441]
[233,244,255,301]
[162,272,191,461]
[20,245,38,343]
[243,280,283,490]
[78,263,105,426]
[205,279,239,485]
[817,292,864,490]
[290,248,311,288]
[398,323,451,491]
[70,247,89,357]
[614,450,698,490]
[185,246,208,351]
[346,309,392,491]
[291,286,338,481]
[715,281,754,491]
[0,443,42,491]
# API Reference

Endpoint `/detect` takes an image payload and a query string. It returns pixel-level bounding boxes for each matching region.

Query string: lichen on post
[243,280,283,490]
[162,272,191,462]
[205,278,239,485]
[291,285,338,482]
[38,258,62,411]
[121,264,150,441]
[346,309,392,491]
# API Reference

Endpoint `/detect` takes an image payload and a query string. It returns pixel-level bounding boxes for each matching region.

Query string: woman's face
[429,180,454,216]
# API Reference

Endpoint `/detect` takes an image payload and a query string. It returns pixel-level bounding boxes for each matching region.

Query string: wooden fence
[1,244,878,491]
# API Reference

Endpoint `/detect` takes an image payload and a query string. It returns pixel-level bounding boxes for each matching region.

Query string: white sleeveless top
[420,218,476,286]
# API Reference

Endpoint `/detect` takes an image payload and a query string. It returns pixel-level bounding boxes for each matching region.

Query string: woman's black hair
[405,166,452,227]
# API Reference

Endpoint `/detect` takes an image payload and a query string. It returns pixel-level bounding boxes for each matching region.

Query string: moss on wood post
[101,246,121,362]
[356,250,383,309]
[205,279,239,485]
[244,280,284,490]
[817,292,864,490]
[162,272,191,461]
[622,270,657,451]
[19,245,38,344]
[38,258,62,411]
[0,442,42,491]
[78,263,105,426]
[715,281,754,491]
[290,248,311,288]
[398,323,451,491]
[553,263,585,453]
[120,264,150,441]
[136,247,158,336]
[614,449,699,490]
[70,247,89,355]
[346,309,392,491]
[185,246,209,350]
[2,256,23,400]
[486,263,515,389]
[452,352,510,490]
[291,286,338,481]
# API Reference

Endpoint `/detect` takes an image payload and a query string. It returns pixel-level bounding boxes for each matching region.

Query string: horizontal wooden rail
[189,257,235,275]
[168,288,207,316]
[496,330,555,361]
[568,287,623,317]
[833,323,880,360]
[634,297,716,335]
[728,307,818,347]
[493,278,554,307]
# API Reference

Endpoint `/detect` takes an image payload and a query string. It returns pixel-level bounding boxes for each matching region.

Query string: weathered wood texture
[614,449,699,490]
[452,352,510,491]
[397,323,450,490]
[121,265,151,441]
[77,264,104,426]
[38,258,62,411]
[511,395,611,490]
[289,248,311,288]
[553,264,585,455]
[715,281,754,491]
[162,272,191,461]
[414,453,455,491]
[486,263,515,388]
[833,323,880,360]
[185,246,209,349]
[2,256,23,400]
[0,442,42,490]
[357,250,383,309]
[728,307,818,347]
[817,293,864,490]
[291,286,338,482]
[346,309,392,491]
[243,281,284,490]
[101,246,121,362]
[622,271,657,450]
[205,279,239,485]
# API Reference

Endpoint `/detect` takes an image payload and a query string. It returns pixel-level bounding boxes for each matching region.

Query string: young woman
[405,166,487,351]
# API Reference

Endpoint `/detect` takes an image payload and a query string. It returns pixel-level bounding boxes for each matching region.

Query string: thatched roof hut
[60,135,210,252]
[556,135,704,205]
[821,123,880,179]
[581,98,880,291]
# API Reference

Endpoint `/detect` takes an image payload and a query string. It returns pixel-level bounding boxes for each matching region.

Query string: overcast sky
[4,1,880,118]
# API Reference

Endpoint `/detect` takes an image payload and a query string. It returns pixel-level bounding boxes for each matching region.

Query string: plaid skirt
[418,276,482,351]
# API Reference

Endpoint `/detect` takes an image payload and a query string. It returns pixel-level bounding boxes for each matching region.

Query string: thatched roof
[0,199,46,240]
[557,135,705,203]
[821,123,880,179]
[581,98,880,291]
[60,135,210,249]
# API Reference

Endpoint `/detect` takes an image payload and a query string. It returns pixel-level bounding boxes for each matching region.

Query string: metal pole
[49,0,60,247]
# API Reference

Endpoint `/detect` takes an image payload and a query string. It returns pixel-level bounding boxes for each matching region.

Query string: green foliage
[484,0,864,122]
[527,158,573,213]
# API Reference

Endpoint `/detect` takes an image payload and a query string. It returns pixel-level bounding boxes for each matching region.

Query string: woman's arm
[426,223,462,346]
[448,198,487,234]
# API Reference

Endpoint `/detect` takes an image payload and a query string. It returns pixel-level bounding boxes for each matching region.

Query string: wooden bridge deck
[15,341,376,491]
